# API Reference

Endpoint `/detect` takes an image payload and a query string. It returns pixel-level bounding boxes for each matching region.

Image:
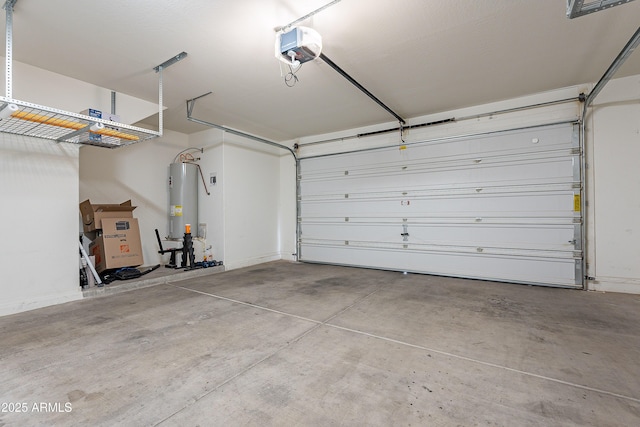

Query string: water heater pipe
[189,161,210,196]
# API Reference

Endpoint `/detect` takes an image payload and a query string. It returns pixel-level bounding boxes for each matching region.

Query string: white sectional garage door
[299,122,583,288]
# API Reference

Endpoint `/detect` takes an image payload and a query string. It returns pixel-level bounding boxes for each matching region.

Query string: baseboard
[588,276,640,294]
[224,253,283,271]
[0,290,83,317]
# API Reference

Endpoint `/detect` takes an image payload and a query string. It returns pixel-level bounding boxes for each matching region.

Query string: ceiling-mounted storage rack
[0,98,160,147]
[0,0,182,148]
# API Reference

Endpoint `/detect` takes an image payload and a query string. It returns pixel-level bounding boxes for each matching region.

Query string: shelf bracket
[3,0,18,100]
[56,124,91,142]
[567,0,637,18]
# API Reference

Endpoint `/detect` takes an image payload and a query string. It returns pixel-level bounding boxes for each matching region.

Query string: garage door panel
[301,125,576,175]
[301,245,579,288]
[299,123,583,288]
[302,153,576,191]
[302,192,576,217]
[301,222,576,251]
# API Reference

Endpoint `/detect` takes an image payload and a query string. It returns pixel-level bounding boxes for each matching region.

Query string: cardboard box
[89,218,143,273]
[79,199,136,233]
[80,108,102,119]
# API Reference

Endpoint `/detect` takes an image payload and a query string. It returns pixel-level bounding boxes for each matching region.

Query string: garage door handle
[401,233,409,237]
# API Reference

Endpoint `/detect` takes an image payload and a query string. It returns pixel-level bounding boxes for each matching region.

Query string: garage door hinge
[401,223,409,241]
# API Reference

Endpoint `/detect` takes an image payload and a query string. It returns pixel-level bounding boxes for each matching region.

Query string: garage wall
[79,130,189,266]
[3,61,639,317]
[221,137,283,269]
[589,74,640,293]
[81,124,284,274]
[0,60,160,316]
[173,129,285,270]
[188,129,225,264]
[0,135,81,315]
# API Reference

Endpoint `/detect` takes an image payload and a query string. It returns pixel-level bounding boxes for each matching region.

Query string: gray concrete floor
[1,261,639,426]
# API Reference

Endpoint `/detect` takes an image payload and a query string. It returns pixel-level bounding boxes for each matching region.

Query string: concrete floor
[1,261,639,426]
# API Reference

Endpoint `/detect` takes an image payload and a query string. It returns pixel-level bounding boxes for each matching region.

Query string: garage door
[299,122,583,288]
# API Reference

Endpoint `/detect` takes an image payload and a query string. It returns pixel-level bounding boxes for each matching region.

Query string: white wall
[174,128,285,270]
[222,139,282,269]
[189,129,225,263]
[0,135,82,315]
[588,74,640,293]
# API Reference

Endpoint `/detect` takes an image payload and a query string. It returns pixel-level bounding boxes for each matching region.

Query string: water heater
[169,162,198,239]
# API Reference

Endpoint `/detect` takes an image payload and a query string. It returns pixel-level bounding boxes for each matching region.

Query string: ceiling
[2,0,640,142]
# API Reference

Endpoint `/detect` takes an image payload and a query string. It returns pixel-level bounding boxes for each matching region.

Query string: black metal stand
[181,232,196,269]
[155,228,182,269]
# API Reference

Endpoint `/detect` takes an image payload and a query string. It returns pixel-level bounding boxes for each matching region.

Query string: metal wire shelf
[0,97,161,148]
[1,1,184,149]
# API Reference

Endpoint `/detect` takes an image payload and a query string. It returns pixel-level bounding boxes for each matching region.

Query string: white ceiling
[2,0,640,141]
